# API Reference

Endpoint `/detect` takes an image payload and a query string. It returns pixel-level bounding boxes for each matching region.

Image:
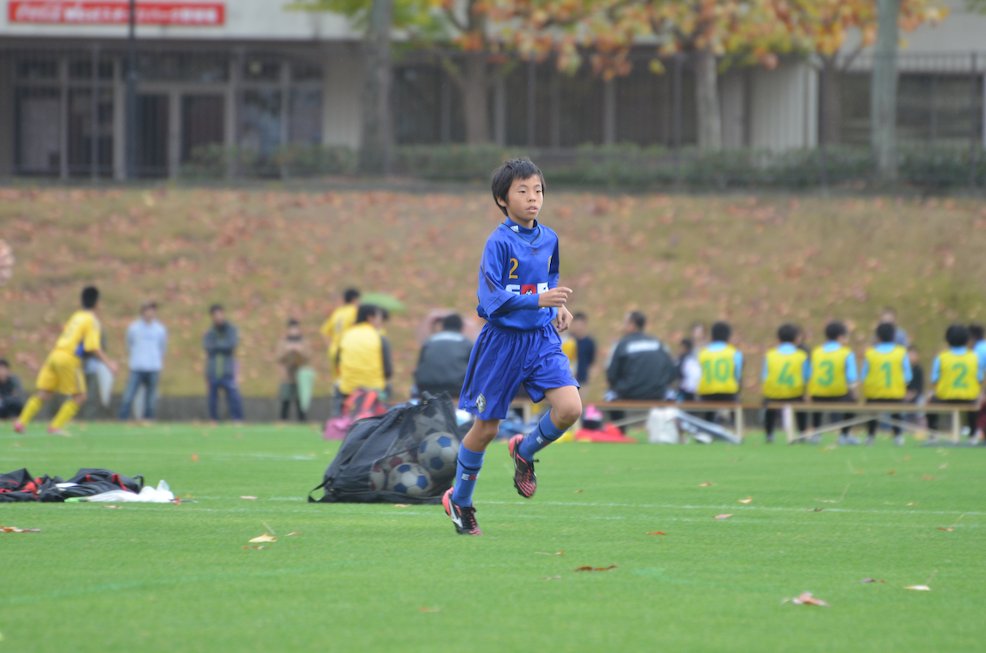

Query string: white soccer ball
[387,463,433,498]
[368,463,388,491]
[417,432,459,475]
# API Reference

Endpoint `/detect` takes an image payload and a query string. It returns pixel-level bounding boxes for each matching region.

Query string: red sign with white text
[8,1,225,26]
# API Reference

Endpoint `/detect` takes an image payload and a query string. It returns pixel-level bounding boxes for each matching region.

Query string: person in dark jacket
[605,312,676,430]
[0,359,25,419]
[204,304,243,421]
[607,311,677,401]
[413,314,474,398]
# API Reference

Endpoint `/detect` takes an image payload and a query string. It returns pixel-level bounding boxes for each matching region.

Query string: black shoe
[508,434,538,498]
[442,488,481,535]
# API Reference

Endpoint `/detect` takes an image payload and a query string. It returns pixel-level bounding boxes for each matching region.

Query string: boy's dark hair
[777,323,799,344]
[0,358,8,368]
[875,322,896,344]
[209,303,224,315]
[824,321,847,341]
[968,323,985,342]
[441,314,464,332]
[680,338,694,354]
[945,324,970,348]
[710,321,731,342]
[572,312,588,322]
[344,288,361,304]
[287,318,300,328]
[491,158,545,216]
[628,311,646,331]
[81,286,100,309]
[355,304,383,324]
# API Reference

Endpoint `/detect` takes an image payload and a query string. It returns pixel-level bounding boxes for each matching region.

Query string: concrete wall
[322,42,363,149]
[0,56,12,174]
[721,62,817,151]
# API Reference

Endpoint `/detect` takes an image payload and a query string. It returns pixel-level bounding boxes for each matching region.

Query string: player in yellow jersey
[859,323,911,445]
[807,321,859,445]
[697,321,743,425]
[14,286,117,435]
[926,324,982,438]
[761,323,808,443]
[320,288,360,377]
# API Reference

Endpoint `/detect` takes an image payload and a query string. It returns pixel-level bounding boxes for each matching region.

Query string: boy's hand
[538,286,572,308]
[555,306,573,333]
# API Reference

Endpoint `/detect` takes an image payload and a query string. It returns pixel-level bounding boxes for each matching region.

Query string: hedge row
[182,142,986,190]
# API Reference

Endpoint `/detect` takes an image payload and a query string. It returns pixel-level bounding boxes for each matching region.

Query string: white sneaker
[893,434,905,447]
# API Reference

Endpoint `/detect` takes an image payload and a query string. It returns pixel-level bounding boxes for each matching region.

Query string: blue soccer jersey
[475,220,560,331]
[460,218,576,419]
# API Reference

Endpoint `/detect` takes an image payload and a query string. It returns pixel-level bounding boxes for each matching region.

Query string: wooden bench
[509,399,978,444]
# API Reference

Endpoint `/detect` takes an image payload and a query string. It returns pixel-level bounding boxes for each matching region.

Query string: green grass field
[1,422,983,652]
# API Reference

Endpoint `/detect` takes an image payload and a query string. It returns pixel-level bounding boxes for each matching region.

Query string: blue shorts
[459,323,579,420]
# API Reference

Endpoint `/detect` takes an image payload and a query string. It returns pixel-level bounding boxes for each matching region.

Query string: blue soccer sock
[450,444,485,507]
[518,411,566,460]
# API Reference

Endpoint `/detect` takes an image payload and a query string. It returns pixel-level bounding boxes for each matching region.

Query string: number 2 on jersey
[508,257,519,279]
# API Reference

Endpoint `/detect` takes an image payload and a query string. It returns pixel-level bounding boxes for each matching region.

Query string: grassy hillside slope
[1,188,985,400]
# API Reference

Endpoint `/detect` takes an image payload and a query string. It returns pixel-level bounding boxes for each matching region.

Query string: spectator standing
[413,313,473,398]
[204,304,243,421]
[275,318,313,421]
[878,307,910,347]
[606,312,677,426]
[697,321,743,424]
[118,302,168,421]
[0,359,25,419]
[761,324,809,443]
[335,304,393,411]
[807,321,859,445]
[926,324,982,441]
[860,323,911,445]
[677,338,701,401]
[320,288,360,376]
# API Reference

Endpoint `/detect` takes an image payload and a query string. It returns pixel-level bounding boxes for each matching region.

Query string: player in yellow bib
[697,321,743,425]
[319,288,360,378]
[761,324,808,443]
[859,323,911,445]
[15,286,117,436]
[807,321,859,445]
[926,324,982,437]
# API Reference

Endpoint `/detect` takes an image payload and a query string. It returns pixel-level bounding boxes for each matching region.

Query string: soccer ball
[388,463,433,498]
[368,463,388,491]
[417,432,459,474]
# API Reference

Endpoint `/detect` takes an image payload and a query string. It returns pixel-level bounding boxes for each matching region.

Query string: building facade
[0,0,983,179]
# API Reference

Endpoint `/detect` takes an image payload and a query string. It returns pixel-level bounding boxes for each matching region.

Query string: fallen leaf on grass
[905,585,931,591]
[937,527,955,532]
[0,526,40,533]
[243,544,267,551]
[418,607,441,613]
[812,507,824,512]
[574,489,584,494]
[698,481,714,488]
[543,575,562,581]
[249,533,277,544]
[860,578,885,584]
[921,474,936,481]
[190,453,200,463]
[575,565,617,572]
[788,592,829,607]
[738,497,753,504]
[714,514,733,520]
[394,504,410,508]
[647,531,667,536]
[286,531,301,537]
[239,495,258,501]
[536,550,565,557]
[938,463,948,470]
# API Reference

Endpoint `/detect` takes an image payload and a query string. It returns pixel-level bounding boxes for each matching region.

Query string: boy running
[15,286,117,435]
[444,159,582,536]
